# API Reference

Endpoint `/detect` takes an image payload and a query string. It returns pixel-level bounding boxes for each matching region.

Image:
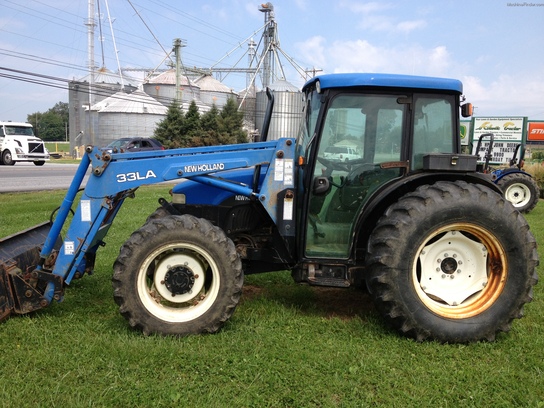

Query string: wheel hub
[418,231,488,306]
[440,257,458,274]
[164,265,195,296]
[505,183,530,207]
[153,252,206,303]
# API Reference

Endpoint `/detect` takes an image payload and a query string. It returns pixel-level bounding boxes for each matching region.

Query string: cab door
[304,93,406,259]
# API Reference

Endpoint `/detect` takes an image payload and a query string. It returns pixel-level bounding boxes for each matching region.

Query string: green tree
[200,104,219,132]
[154,98,248,148]
[183,100,204,147]
[190,104,219,146]
[27,102,69,141]
[153,102,187,148]
[217,98,248,144]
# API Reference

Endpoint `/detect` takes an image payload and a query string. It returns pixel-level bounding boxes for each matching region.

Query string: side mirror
[461,103,473,118]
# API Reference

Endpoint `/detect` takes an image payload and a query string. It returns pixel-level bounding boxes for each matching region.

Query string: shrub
[524,163,544,197]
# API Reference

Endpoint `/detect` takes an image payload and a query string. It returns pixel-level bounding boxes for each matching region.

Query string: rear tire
[112,214,243,336]
[497,173,539,213]
[366,181,538,343]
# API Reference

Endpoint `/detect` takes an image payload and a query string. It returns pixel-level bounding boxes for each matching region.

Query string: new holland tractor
[0,73,538,343]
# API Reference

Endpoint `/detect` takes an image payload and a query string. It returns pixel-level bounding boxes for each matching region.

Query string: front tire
[497,173,539,213]
[366,181,538,343]
[2,150,15,165]
[112,214,243,336]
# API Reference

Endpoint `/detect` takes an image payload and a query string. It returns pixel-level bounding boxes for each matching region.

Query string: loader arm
[36,138,296,305]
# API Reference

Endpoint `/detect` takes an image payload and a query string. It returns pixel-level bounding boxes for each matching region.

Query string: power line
[0,66,172,107]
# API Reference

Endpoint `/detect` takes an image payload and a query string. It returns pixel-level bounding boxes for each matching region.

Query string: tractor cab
[295,73,470,261]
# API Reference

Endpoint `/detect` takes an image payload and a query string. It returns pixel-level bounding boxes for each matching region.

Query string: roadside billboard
[471,117,527,164]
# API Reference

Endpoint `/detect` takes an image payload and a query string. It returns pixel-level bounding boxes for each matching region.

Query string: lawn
[0,186,543,407]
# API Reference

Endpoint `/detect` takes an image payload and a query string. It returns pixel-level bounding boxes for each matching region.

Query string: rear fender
[493,168,533,182]
[353,172,503,255]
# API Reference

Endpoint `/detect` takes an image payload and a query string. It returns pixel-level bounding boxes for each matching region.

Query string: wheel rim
[137,242,220,322]
[504,183,531,207]
[413,223,507,319]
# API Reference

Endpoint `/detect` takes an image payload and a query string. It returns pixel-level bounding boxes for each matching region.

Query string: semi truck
[0,121,49,165]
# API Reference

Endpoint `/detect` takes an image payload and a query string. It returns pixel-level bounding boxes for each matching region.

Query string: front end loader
[0,136,297,327]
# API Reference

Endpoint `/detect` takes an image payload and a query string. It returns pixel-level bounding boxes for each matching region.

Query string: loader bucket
[0,221,57,321]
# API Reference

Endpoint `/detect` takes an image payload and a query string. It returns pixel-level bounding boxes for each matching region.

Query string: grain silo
[238,84,257,136]
[194,74,238,108]
[143,69,201,107]
[69,67,138,149]
[255,79,303,141]
[87,89,168,146]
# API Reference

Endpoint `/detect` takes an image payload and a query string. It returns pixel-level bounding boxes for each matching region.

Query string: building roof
[90,89,168,114]
[146,69,199,88]
[194,74,237,94]
[268,78,299,92]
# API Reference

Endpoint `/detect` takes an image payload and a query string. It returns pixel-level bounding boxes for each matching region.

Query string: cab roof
[302,73,463,94]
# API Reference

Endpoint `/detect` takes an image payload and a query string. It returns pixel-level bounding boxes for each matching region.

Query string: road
[0,162,90,193]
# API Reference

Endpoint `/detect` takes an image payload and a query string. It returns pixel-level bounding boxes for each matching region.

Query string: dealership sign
[460,121,471,146]
[527,121,544,142]
[471,117,527,164]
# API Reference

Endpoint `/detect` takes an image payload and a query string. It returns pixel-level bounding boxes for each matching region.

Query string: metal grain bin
[255,79,303,141]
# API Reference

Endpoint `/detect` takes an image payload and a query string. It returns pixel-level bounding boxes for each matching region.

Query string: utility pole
[173,38,186,104]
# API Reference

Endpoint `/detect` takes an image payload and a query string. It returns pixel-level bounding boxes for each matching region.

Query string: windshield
[4,126,34,136]
[106,139,130,148]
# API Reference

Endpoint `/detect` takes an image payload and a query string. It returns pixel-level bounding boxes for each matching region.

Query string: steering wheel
[317,156,350,173]
[318,156,378,175]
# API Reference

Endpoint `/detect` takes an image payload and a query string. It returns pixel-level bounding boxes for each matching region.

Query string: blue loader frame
[38,138,297,305]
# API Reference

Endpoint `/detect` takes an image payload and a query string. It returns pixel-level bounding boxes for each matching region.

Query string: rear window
[326,146,348,154]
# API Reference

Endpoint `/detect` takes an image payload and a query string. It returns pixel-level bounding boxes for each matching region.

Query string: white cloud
[294,32,543,119]
[462,74,544,118]
[294,35,327,70]
[397,20,427,33]
[337,1,426,34]
[340,1,393,14]
[310,39,452,77]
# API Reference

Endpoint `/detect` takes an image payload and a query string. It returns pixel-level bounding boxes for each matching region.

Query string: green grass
[1,188,544,407]
[45,141,70,153]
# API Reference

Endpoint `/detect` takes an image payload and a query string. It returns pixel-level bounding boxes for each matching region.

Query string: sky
[0,0,543,123]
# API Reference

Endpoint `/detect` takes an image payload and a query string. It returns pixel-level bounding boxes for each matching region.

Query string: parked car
[104,137,164,153]
[323,145,359,162]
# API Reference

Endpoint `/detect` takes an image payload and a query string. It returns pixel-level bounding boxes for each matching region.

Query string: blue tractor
[0,73,538,343]
[474,133,540,213]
